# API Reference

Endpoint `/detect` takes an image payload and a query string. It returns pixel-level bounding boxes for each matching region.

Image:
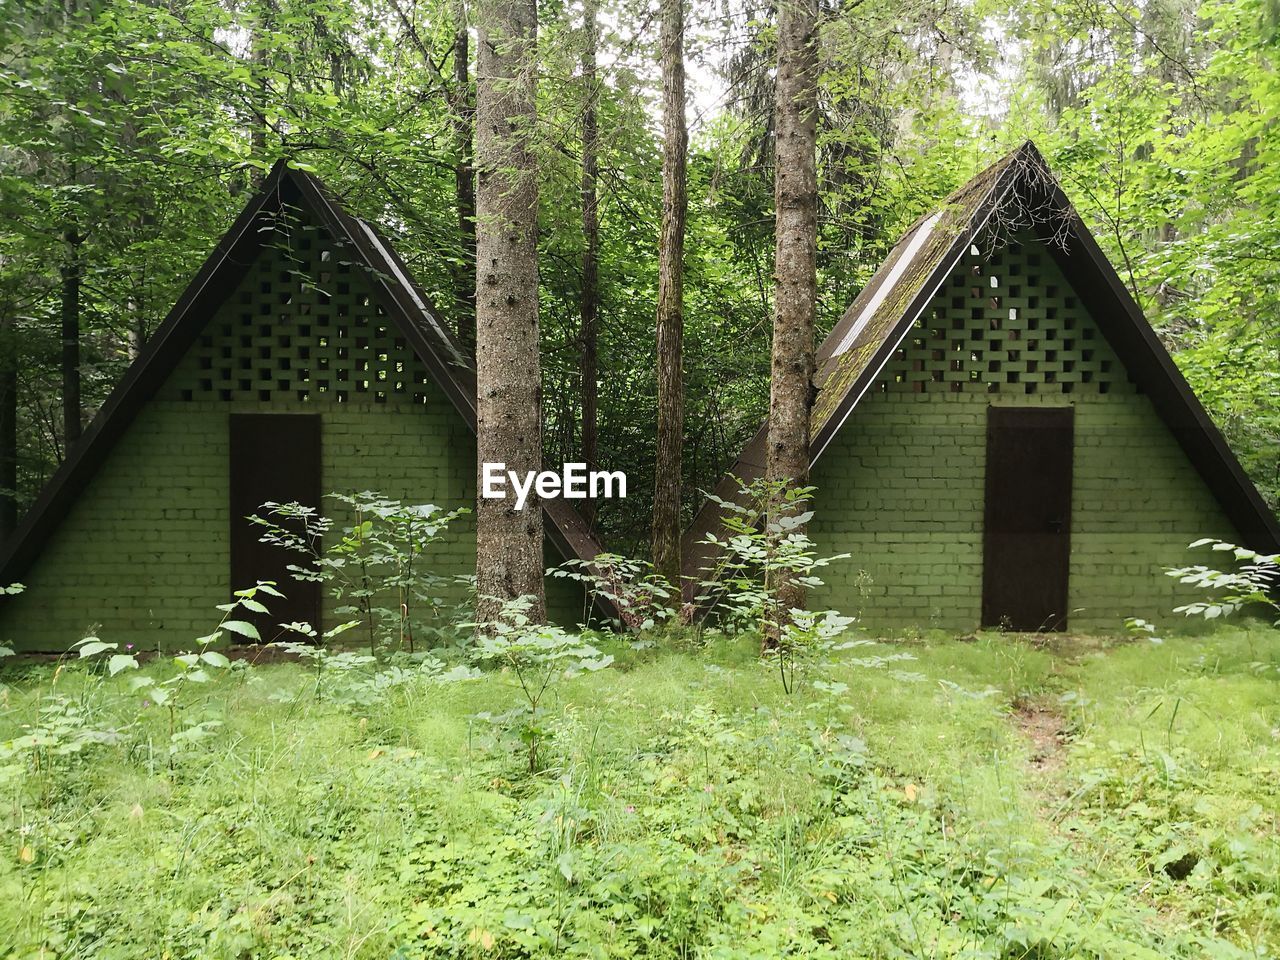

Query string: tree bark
[248,0,273,186]
[474,0,545,624]
[579,0,600,525]
[0,311,16,540]
[765,0,819,629]
[126,297,145,359]
[651,0,687,586]
[453,0,477,354]
[60,228,82,451]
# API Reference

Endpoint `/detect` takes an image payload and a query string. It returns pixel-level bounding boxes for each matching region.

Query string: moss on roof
[810,149,1023,438]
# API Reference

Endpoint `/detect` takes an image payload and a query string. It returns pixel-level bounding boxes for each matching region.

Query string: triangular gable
[682,141,1280,593]
[0,160,617,619]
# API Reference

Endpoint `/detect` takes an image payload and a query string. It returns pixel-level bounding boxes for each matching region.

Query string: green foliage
[1047,626,1280,955]
[272,618,368,700]
[470,596,613,772]
[84,582,278,765]
[4,627,1279,956]
[766,608,862,694]
[552,553,678,630]
[694,477,851,646]
[252,492,470,655]
[1166,538,1280,624]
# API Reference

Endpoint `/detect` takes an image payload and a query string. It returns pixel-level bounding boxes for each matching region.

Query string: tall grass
[1,627,1277,957]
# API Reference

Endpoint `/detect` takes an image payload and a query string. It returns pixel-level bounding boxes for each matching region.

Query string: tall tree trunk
[127,296,145,359]
[579,0,600,525]
[474,0,545,624]
[453,0,477,354]
[765,0,819,632]
[0,312,17,540]
[651,0,687,586]
[60,229,82,451]
[248,0,273,186]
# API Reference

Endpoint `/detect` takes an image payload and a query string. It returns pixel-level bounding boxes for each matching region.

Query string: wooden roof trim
[1039,180,1280,549]
[809,149,1028,460]
[0,164,292,587]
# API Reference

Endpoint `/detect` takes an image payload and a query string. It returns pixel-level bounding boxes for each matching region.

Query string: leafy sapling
[552,553,677,630]
[1166,539,1280,624]
[768,609,859,694]
[470,596,613,773]
[76,582,283,766]
[252,492,468,657]
[694,477,851,649]
[272,619,367,700]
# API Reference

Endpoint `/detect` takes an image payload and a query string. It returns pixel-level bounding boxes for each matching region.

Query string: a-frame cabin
[684,142,1280,633]
[0,161,613,651]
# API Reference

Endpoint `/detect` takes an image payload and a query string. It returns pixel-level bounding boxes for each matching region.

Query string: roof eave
[0,163,294,587]
[1041,190,1280,551]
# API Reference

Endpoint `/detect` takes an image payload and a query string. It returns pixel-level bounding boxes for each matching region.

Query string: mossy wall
[809,236,1239,633]
[0,210,582,652]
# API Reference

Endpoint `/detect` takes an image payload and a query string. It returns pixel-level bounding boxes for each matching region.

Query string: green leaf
[107,654,138,676]
[323,619,362,640]
[239,599,270,614]
[77,640,115,659]
[200,651,231,668]
[221,620,261,641]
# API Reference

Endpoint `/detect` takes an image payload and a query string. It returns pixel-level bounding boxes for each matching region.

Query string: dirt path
[1012,699,1068,774]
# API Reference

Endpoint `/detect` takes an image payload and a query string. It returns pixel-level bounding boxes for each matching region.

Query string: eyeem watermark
[482,463,626,511]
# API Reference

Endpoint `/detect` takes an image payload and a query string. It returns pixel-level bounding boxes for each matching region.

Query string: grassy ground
[1,625,1277,959]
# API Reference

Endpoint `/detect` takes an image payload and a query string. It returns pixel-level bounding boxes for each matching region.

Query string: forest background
[1,0,1277,554]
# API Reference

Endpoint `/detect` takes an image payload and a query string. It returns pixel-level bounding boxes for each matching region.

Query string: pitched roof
[682,141,1280,593]
[0,160,618,620]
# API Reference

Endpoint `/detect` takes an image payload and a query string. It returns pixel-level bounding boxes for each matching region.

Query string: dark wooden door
[229,414,321,639]
[981,406,1074,631]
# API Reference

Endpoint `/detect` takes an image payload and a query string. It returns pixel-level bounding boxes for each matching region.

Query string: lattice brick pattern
[168,217,433,405]
[876,239,1136,396]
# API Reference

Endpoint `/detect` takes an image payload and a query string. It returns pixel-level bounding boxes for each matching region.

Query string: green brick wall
[0,208,584,652]
[808,236,1238,633]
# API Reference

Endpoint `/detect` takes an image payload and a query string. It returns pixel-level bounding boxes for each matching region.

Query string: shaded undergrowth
[0,626,1277,958]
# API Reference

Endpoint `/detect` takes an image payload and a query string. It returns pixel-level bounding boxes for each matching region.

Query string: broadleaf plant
[469,596,613,773]
[1167,539,1280,624]
[252,492,469,657]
